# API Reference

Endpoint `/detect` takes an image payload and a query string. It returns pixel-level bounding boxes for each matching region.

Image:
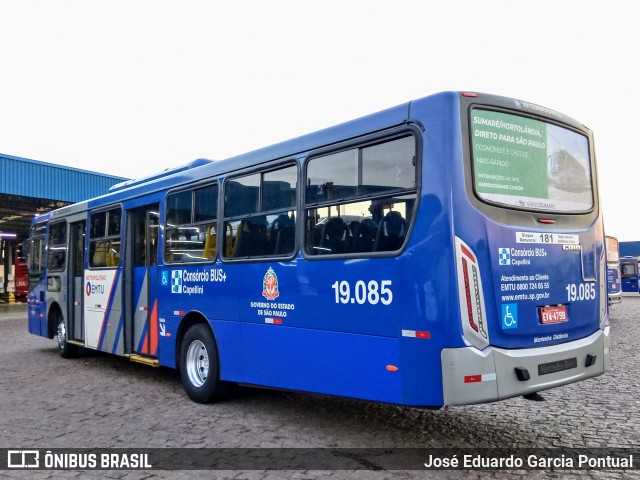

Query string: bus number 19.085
[566,282,596,302]
[332,280,393,305]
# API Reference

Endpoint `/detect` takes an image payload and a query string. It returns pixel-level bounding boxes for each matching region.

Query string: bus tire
[179,324,229,403]
[54,311,79,359]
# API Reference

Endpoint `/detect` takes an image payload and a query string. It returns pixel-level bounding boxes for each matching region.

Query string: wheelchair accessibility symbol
[501,303,518,329]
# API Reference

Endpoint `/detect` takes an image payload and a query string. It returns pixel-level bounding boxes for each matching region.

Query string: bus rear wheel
[179,324,229,403]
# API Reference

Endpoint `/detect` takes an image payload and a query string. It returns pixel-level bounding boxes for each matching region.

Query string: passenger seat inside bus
[319,217,351,254]
[234,217,268,257]
[350,218,377,253]
[268,214,295,256]
[92,241,108,266]
[374,211,407,251]
[202,224,217,259]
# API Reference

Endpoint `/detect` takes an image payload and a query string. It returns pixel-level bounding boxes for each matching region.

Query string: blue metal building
[0,153,128,239]
[0,152,128,299]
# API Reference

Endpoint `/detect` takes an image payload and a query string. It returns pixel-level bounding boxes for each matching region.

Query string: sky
[0,1,636,240]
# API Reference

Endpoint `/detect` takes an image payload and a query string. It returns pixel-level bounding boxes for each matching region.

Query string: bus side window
[223,163,297,260]
[164,183,218,263]
[304,135,417,258]
[89,207,122,268]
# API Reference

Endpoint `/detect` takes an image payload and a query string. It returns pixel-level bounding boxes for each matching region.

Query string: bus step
[66,340,85,347]
[128,355,160,367]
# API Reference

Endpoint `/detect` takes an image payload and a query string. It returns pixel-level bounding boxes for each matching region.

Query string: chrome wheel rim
[56,319,66,350]
[186,340,209,387]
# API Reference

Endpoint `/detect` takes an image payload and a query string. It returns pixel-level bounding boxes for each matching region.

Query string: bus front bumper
[441,327,609,406]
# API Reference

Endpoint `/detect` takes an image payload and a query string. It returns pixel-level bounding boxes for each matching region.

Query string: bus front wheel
[54,311,79,359]
[179,324,229,403]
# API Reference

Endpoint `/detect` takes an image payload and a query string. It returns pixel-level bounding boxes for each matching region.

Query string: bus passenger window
[223,163,297,260]
[165,183,218,263]
[47,221,67,271]
[89,207,122,268]
[304,134,417,258]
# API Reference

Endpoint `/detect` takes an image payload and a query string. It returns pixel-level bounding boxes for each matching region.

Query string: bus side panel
[206,319,245,380]
[28,286,47,337]
[157,313,179,369]
[241,323,403,404]
[158,258,413,403]
[397,337,445,406]
[84,269,120,349]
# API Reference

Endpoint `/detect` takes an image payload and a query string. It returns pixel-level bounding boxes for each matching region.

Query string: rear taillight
[599,247,608,328]
[455,237,489,349]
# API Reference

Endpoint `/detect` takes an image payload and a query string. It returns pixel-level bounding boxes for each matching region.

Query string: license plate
[540,305,567,324]
[538,357,577,376]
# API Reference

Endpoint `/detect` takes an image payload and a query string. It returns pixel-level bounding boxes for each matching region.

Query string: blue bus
[620,256,639,296]
[620,241,640,258]
[605,236,622,304]
[27,91,609,407]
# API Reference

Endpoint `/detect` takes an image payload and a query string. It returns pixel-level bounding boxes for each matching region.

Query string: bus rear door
[124,204,160,360]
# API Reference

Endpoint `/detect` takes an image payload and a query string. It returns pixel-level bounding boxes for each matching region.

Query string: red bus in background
[14,243,28,301]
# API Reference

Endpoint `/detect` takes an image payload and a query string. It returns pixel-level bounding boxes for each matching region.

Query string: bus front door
[68,221,85,342]
[124,204,160,358]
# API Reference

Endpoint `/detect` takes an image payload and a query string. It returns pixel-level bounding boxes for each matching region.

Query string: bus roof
[33,90,587,223]
[49,96,416,217]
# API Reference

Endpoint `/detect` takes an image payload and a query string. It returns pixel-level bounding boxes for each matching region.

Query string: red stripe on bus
[460,244,476,263]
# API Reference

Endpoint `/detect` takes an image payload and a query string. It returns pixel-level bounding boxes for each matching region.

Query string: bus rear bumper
[441,327,609,406]
[608,293,622,304]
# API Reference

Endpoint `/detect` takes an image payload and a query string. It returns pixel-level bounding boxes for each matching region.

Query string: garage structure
[0,153,127,300]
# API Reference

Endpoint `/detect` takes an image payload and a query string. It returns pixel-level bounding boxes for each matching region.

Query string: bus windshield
[471,109,592,213]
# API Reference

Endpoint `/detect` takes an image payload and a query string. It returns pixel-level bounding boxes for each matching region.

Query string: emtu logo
[85,282,104,296]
